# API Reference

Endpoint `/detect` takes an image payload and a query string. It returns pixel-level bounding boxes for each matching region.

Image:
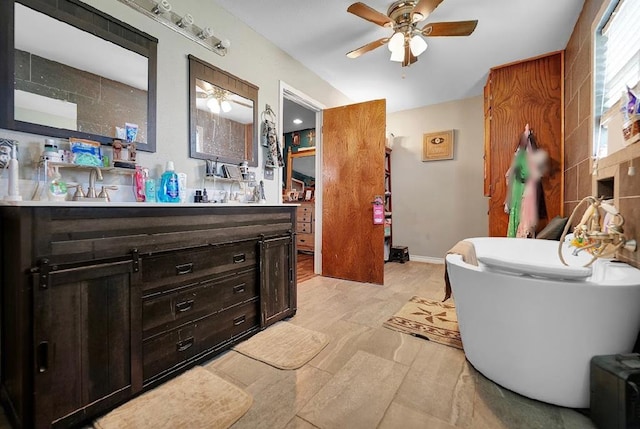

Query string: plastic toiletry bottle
[133,166,145,202]
[4,143,22,201]
[158,161,180,203]
[177,173,187,203]
[143,168,156,202]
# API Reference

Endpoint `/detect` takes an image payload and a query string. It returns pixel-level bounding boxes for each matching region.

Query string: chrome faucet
[87,168,103,198]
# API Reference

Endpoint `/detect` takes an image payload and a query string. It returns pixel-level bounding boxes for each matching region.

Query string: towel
[261,119,284,168]
[443,240,478,301]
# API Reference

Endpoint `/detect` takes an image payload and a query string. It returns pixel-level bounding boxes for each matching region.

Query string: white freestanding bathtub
[445,237,640,408]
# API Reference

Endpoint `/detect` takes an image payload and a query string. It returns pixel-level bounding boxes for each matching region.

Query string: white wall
[387,95,488,261]
[0,0,351,202]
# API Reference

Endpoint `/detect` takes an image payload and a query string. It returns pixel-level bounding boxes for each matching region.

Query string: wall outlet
[264,168,274,180]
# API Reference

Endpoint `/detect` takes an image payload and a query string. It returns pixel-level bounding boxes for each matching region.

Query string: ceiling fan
[346,0,478,67]
[195,84,252,113]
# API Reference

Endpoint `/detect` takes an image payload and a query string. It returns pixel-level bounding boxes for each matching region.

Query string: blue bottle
[158,161,180,203]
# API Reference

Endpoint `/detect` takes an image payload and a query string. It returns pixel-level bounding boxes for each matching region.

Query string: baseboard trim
[410,255,445,264]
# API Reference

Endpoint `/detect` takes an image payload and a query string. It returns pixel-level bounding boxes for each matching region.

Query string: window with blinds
[594,0,640,157]
[600,0,640,110]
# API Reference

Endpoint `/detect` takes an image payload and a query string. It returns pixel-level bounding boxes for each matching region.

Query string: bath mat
[93,366,252,429]
[383,296,463,350]
[232,321,329,369]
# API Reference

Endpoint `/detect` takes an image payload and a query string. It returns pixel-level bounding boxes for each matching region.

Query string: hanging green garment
[506,148,529,237]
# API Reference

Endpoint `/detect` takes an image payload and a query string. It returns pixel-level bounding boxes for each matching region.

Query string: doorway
[279,82,324,278]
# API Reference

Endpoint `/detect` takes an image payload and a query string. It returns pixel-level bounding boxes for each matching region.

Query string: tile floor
[0,261,597,428]
[205,261,596,429]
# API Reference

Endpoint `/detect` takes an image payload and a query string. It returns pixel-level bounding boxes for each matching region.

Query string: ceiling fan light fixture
[390,48,405,62]
[221,100,232,113]
[388,31,404,52]
[409,34,427,56]
[207,98,220,113]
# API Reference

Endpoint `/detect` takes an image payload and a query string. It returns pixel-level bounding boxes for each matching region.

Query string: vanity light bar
[116,0,229,56]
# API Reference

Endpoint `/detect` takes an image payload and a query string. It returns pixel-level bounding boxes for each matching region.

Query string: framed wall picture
[422,130,454,161]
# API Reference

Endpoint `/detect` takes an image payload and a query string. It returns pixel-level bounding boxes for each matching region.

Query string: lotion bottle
[4,143,22,201]
[158,161,180,203]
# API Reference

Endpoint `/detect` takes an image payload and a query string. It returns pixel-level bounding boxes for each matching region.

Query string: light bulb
[152,0,171,14]
[207,98,220,113]
[410,35,427,56]
[198,26,214,40]
[220,39,231,49]
[390,48,404,62]
[177,13,194,28]
[388,32,404,52]
[221,100,231,113]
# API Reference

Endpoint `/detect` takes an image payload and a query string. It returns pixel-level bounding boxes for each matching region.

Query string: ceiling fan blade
[346,37,389,59]
[421,20,479,37]
[412,0,444,21]
[347,2,393,28]
[402,44,418,67]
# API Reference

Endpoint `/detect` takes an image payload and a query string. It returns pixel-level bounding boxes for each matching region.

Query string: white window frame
[593,0,640,158]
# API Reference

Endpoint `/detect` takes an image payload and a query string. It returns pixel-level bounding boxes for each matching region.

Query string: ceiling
[213,0,584,115]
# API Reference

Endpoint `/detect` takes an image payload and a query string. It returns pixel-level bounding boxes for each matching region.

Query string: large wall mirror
[189,55,258,166]
[0,0,158,152]
[285,147,316,196]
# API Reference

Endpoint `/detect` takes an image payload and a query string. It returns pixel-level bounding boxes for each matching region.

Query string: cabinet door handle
[175,263,193,275]
[233,283,246,294]
[233,315,246,326]
[37,342,48,373]
[175,299,194,313]
[176,337,194,352]
[233,254,246,264]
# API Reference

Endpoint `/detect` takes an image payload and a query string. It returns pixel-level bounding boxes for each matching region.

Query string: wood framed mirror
[188,55,258,166]
[0,0,158,152]
[286,147,316,197]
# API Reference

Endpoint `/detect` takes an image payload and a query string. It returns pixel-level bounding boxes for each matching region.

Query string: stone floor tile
[395,341,475,427]
[378,402,457,429]
[298,351,408,429]
[232,365,332,429]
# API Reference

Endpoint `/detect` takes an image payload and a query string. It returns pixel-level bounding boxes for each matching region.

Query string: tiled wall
[15,50,148,143]
[564,0,640,267]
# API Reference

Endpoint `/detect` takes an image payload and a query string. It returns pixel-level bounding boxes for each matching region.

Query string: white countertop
[0,200,296,208]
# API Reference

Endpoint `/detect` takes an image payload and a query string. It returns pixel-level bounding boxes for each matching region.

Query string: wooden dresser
[295,201,315,252]
[0,204,297,429]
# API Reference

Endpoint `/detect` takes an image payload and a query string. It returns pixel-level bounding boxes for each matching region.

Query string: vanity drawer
[298,212,313,223]
[297,222,313,234]
[142,269,258,337]
[141,240,258,293]
[297,233,314,251]
[143,324,197,381]
[297,205,313,215]
[142,300,259,381]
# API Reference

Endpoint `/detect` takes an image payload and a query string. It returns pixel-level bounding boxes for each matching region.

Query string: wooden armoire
[484,51,564,237]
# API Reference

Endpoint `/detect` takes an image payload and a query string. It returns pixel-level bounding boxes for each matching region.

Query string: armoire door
[322,99,386,285]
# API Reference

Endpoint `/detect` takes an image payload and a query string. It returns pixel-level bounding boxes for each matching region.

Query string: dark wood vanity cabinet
[0,205,296,429]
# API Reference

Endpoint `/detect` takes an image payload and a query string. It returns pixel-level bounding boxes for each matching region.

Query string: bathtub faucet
[559,196,637,266]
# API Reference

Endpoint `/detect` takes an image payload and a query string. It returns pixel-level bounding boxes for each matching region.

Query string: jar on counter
[42,139,62,162]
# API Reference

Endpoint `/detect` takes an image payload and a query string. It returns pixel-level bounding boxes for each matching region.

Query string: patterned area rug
[383,296,463,350]
[233,321,329,369]
[93,366,252,429]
